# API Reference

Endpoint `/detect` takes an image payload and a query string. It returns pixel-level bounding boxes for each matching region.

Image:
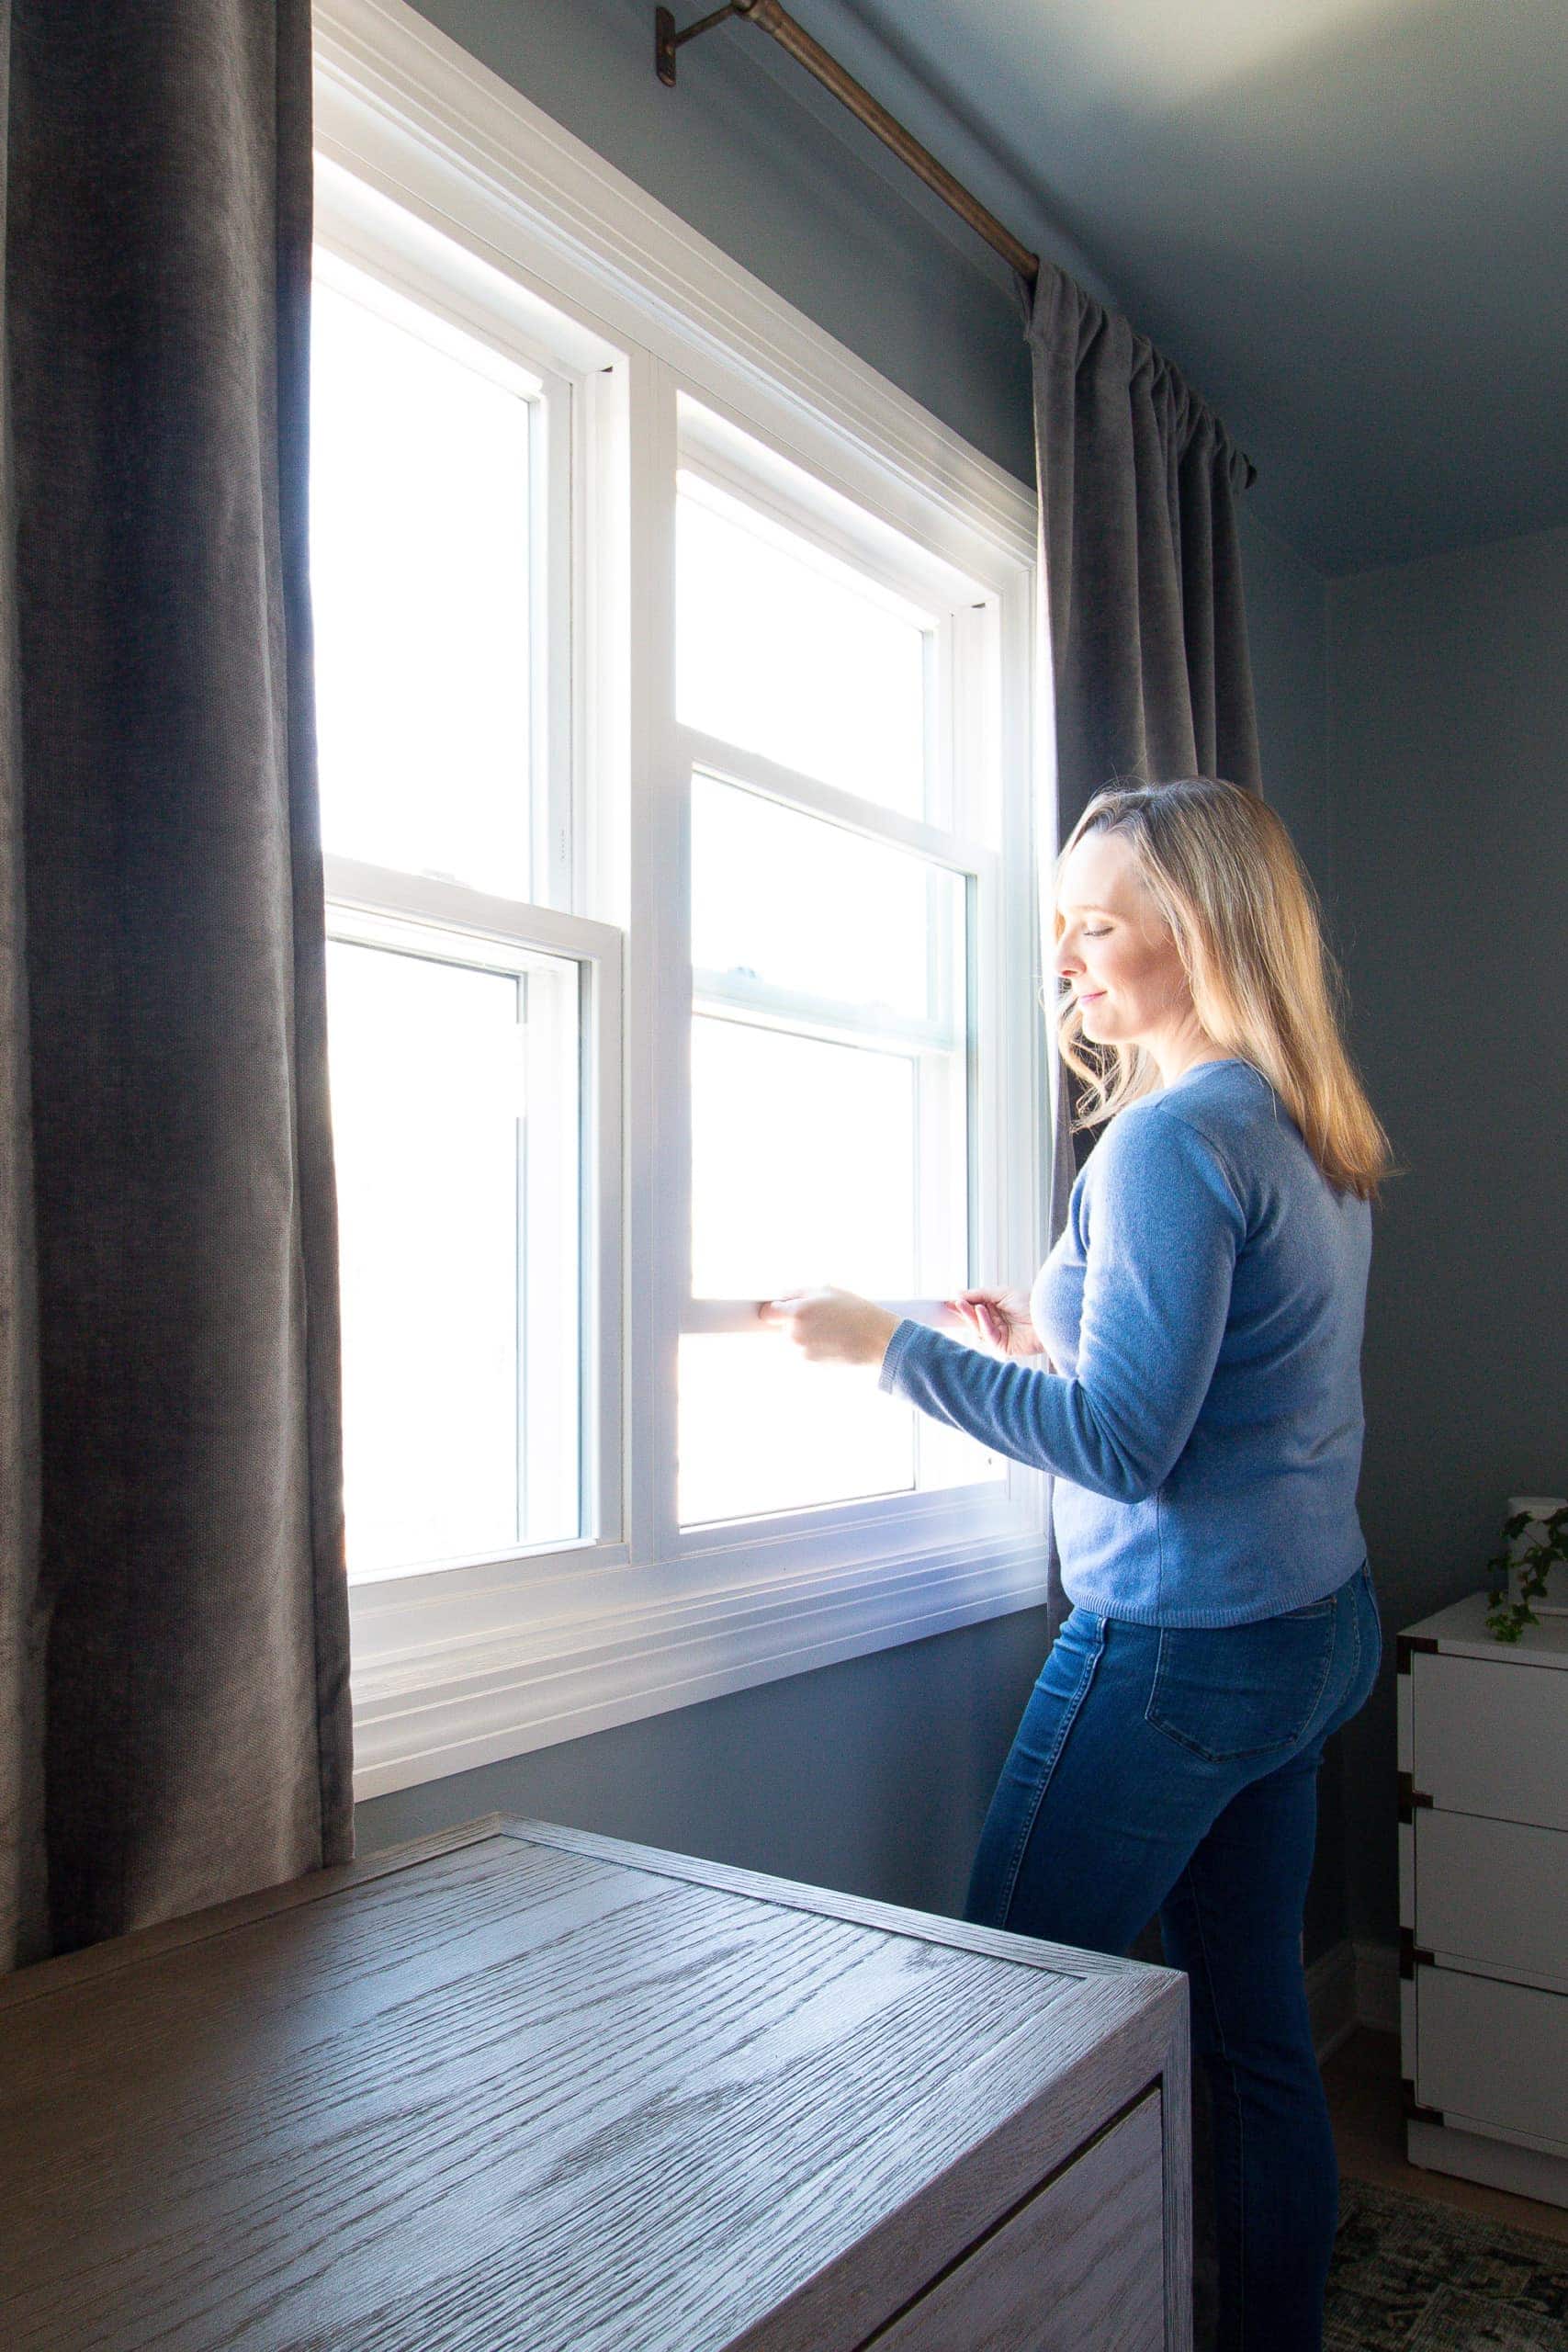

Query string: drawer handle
[1398,1927,1436,1979]
[1398,1771,1433,1822]
[1401,2076,1445,2126]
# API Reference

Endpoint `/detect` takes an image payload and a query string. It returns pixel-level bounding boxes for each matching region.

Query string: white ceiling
[788,0,1568,575]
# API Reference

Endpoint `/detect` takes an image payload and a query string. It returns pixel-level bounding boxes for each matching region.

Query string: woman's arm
[878,1106,1246,1501]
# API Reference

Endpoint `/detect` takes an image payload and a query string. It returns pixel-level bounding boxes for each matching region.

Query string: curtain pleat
[0,0,352,1969]
[1021,259,1262,1642]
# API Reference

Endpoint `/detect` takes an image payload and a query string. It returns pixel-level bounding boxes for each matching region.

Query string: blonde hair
[1045,775,1399,1204]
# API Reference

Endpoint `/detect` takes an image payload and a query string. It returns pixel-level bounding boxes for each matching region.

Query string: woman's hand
[946,1285,1047,1360]
[758,1287,902,1366]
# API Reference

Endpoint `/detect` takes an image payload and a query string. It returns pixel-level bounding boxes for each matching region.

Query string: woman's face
[1053,828,1196,1054]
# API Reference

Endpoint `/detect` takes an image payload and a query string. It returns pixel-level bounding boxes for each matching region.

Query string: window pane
[691,1020,917,1301]
[325,933,581,1577]
[691,772,938,1023]
[677,477,928,818]
[310,270,533,896]
[678,1337,915,1525]
[689,776,966,1304]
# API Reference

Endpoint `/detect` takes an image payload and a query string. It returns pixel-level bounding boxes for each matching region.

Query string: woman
[760,775,1393,2352]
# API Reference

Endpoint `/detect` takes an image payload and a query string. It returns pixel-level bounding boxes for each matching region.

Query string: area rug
[1325,2176,1568,2349]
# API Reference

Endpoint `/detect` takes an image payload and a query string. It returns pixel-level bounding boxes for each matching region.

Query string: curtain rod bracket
[654,3,1039,282]
[656,5,750,88]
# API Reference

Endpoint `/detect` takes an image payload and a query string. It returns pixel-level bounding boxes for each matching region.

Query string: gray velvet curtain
[1026,257,1262,825]
[0,0,354,1969]
[1021,258,1262,1645]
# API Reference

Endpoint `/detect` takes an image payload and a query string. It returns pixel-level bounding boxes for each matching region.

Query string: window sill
[349,1525,1050,1798]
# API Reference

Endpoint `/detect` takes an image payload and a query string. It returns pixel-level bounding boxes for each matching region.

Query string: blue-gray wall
[359,0,1350,1973]
[1238,514,1329,896]
[1325,523,1568,1951]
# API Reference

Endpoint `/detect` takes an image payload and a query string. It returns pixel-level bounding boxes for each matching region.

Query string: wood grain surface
[1,1817,1189,2350]
[862,2089,1166,2350]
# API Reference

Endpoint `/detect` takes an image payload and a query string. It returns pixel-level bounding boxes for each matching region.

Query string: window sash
[677,736,991,1317]
[313,157,581,915]
[322,855,625,1587]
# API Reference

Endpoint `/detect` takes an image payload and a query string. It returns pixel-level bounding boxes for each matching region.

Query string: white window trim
[313,0,1050,1802]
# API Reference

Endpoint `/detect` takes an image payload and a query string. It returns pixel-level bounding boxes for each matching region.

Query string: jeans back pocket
[1145,1610,1340,1763]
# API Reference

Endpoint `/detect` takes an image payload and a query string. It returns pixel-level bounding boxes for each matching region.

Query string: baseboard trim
[1353,1937,1402,2036]
[1308,1935,1400,2060]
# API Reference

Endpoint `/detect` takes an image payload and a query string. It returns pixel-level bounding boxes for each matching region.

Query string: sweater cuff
[877,1316,938,1393]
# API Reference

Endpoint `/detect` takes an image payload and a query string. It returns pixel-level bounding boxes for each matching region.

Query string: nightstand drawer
[1415,1810,1568,1990]
[1410,1651,1567,1829]
[1416,1964,1568,2154]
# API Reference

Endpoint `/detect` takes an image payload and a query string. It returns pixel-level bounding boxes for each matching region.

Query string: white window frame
[313,0,1048,1802]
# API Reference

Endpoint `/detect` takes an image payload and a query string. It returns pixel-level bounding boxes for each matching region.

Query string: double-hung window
[312,0,1044,1798]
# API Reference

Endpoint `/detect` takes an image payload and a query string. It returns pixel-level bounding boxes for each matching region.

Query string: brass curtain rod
[655,3,1042,285]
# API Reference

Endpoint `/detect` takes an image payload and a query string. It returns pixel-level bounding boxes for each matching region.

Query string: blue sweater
[877,1057,1371,1625]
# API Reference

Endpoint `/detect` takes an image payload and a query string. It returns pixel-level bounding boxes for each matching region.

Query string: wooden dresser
[1398,1591,1568,2206]
[1,1814,1191,2348]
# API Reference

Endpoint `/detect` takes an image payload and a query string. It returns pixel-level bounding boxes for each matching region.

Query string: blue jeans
[962,1556,1382,2352]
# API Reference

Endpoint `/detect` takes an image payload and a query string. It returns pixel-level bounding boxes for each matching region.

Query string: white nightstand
[1397,1591,1568,2207]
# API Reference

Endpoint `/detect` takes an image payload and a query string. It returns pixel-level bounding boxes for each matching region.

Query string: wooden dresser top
[1,1814,1184,2350]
